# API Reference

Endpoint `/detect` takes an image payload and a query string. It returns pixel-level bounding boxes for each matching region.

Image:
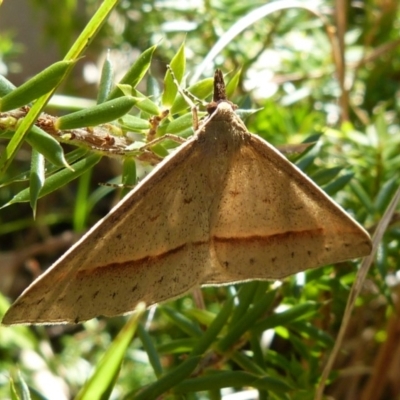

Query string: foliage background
[1,0,400,399]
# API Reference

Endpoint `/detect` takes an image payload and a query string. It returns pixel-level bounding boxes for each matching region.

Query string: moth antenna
[166,64,200,130]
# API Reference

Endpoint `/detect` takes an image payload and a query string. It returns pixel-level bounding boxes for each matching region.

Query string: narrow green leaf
[157,112,199,136]
[121,157,136,198]
[2,153,101,207]
[288,321,334,347]
[253,302,319,334]
[131,90,160,115]
[0,60,75,112]
[191,297,234,357]
[56,96,137,130]
[9,377,19,400]
[229,282,260,324]
[29,149,45,217]
[162,43,186,107]
[73,168,92,232]
[323,172,354,196]
[0,74,16,96]
[250,333,266,369]
[132,356,201,400]
[160,306,203,337]
[137,323,163,378]
[374,176,399,213]
[311,166,343,186]
[157,338,199,354]
[217,291,275,352]
[0,125,71,169]
[349,180,375,214]
[230,351,266,374]
[226,69,241,98]
[107,45,157,100]
[27,126,70,168]
[76,304,146,400]
[295,144,320,172]
[10,369,31,400]
[97,53,114,104]
[174,371,291,394]
[118,115,150,131]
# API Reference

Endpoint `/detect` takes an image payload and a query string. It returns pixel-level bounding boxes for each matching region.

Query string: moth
[2,70,372,325]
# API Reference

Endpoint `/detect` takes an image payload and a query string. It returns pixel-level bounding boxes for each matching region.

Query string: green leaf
[160,306,203,337]
[137,323,163,378]
[0,125,70,169]
[56,96,137,129]
[226,69,241,99]
[29,149,45,217]
[230,351,266,374]
[229,282,261,324]
[174,371,291,395]
[10,370,31,400]
[75,305,146,400]
[73,168,92,232]
[157,338,199,354]
[0,74,16,96]
[253,302,319,334]
[311,166,343,186]
[132,356,202,400]
[157,112,202,136]
[162,43,186,107]
[217,289,276,352]
[131,89,160,115]
[121,157,136,198]
[0,60,75,111]
[2,153,102,207]
[27,126,70,168]
[323,172,354,196]
[97,54,114,104]
[107,45,157,100]
[349,180,375,214]
[374,176,399,213]
[133,299,233,400]
[191,297,234,356]
[118,115,150,132]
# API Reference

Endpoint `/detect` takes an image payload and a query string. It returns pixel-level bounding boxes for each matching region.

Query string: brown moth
[2,71,372,325]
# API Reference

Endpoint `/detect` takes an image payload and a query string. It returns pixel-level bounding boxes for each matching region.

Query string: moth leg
[138,133,186,152]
